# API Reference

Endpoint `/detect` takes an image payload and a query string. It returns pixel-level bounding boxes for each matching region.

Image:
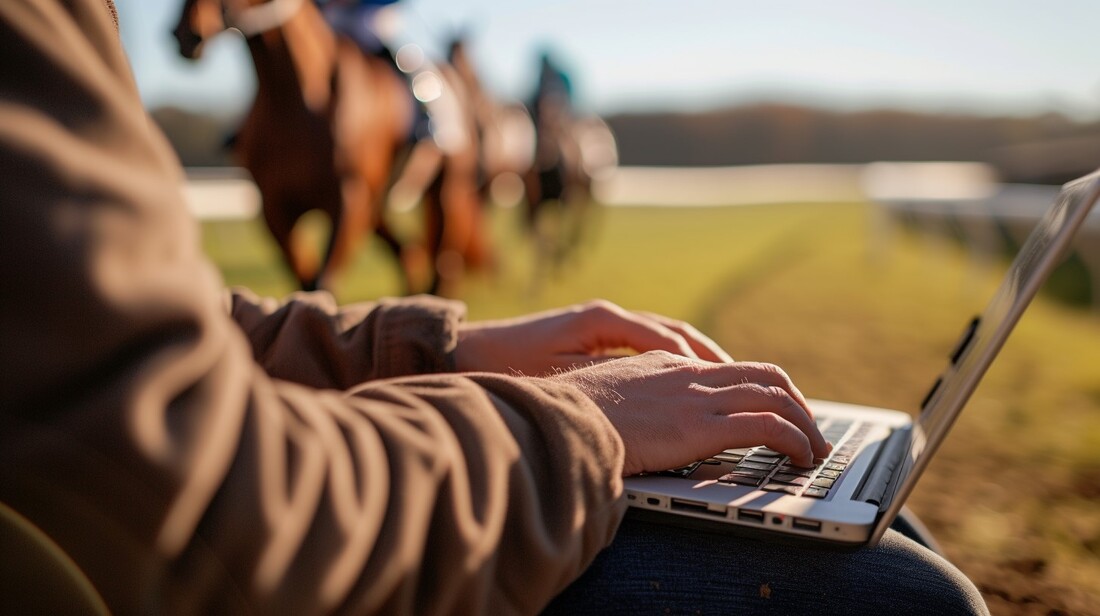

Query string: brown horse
[447,38,536,207]
[388,45,492,295]
[174,0,488,295]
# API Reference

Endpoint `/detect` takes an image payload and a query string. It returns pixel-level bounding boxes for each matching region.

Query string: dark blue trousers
[545,508,988,615]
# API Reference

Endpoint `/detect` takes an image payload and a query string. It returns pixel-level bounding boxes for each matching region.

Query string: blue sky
[116,0,1100,120]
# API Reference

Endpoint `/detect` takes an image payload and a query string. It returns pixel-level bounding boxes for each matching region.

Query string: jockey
[528,50,576,202]
[530,51,573,126]
[315,0,401,58]
[315,0,469,156]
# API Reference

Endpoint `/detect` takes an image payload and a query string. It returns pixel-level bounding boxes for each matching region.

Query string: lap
[544,510,988,615]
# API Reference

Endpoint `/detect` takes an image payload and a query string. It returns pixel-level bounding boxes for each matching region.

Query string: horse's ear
[445,33,464,62]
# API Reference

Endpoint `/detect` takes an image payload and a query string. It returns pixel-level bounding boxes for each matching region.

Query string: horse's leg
[262,198,313,290]
[451,160,493,273]
[555,174,581,269]
[562,179,600,265]
[520,185,554,297]
[522,166,542,235]
[314,179,370,292]
[438,158,483,269]
[373,221,413,295]
[374,143,423,296]
[422,172,447,296]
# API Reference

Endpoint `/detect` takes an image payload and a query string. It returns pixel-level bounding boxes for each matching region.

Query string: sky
[116,0,1100,120]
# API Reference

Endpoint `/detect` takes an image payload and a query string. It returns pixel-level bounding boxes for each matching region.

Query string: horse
[174,0,488,296]
[387,42,493,295]
[447,39,617,287]
[446,38,536,208]
[522,58,618,279]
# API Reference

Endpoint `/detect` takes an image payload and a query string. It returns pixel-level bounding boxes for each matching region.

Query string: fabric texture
[544,514,990,616]
[0,1,626,614]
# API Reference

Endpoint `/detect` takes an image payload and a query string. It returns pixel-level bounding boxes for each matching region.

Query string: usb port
[792,518,822,533]
[670,498,724,517]
[737,509,765,524]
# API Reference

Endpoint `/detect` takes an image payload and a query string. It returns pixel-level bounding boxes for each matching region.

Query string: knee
[863,532,988,615]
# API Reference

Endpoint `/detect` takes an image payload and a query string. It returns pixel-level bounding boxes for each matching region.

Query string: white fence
[863,162,1100,307]
[185,163,1100,304]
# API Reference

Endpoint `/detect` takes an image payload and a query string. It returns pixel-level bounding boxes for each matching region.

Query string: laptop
[624,168,1100,546]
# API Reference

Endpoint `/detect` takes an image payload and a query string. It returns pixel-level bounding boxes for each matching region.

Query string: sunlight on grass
[201,200,1100,613]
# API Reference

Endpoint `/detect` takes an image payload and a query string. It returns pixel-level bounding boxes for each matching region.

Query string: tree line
[155,101,1100,185]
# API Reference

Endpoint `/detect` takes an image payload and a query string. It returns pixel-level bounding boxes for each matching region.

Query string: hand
[453,300,733,376]
[548,351,831,476]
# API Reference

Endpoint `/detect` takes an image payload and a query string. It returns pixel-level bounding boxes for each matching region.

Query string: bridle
[223,0,306,37]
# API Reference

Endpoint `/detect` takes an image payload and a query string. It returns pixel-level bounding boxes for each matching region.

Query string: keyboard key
[811,477,836,489]
[737,461,776,472]
[712,453,745,463]
[755,447,785,456]
[803,487,830,498]
[817,469,841,479]
[770,474,811,486]
[830,455,852,465]
[762,483,801,495]
[724,448,754,456]
[719,472,766,486]
[824,463,846,472]
[744,454,783,465]
[777,465,815,477]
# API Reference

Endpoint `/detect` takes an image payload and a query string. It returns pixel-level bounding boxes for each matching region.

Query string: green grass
[201,201,1100,614]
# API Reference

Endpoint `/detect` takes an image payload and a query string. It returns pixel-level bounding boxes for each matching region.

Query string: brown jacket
[0,1,626,614]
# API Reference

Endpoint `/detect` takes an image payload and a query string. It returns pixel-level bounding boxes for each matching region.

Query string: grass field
[202,200,1100,614]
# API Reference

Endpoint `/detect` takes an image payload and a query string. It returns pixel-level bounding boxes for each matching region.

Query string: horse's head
[173,0,228,60]
[174,0,309,59]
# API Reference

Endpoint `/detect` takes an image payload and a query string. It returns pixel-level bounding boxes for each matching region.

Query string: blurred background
[118,1,1100,612]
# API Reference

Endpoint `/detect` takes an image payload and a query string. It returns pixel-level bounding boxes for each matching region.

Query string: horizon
[117,0,1100,121]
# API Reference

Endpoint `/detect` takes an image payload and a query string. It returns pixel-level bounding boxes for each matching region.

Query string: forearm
[162,372,625,615]
[229,288,465,389]
[0,4,626,614]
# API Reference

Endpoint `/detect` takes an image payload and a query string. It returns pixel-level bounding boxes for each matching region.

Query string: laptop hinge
[855,427,911,507]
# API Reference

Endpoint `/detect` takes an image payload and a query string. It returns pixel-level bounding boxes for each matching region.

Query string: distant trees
[151,101,1100,185]
[606,103,1100,184]
[151,106,237,167]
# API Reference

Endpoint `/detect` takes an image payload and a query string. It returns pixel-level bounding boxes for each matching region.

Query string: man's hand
[454,300,733,375]
[548,351,831,476]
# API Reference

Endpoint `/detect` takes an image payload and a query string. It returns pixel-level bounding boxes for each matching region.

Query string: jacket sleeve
[0,2,626,615]
[228,288,465,389]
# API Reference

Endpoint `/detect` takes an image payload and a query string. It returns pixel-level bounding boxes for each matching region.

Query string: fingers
[557,351,825,460]
[708,383,830,462]
[579,352,827,465]
[635,311,734,363]
[549,350,828,474]
[705,412,817,468]
[575,301,700,360]
[689,361,815,421]
[573,301,735,363]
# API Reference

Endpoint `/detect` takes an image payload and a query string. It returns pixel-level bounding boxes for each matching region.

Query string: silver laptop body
[624,169,1100,546]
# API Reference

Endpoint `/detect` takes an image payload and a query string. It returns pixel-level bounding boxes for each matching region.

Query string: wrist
[453,322,490,373]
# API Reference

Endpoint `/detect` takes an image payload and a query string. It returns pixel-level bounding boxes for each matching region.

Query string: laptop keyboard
[658,419,870,499]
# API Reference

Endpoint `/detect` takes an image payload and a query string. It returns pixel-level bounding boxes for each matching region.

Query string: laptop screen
[869,170,1100,543]
[915,173,1100,454]
[866,168,1100,543]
